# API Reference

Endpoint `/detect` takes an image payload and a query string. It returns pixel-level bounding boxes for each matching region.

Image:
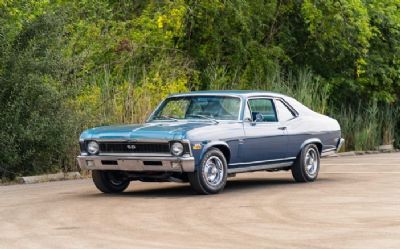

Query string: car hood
[80,121,215,141]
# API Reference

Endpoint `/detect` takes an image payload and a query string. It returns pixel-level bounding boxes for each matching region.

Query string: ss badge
[127,144,136,150]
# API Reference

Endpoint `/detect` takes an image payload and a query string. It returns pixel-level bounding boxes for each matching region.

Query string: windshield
[151,96,241,121]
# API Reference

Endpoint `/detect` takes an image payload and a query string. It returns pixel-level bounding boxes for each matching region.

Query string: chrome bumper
[336,138,345,152]
[77,155,195,173]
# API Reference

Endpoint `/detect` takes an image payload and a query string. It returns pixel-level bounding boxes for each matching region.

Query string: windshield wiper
[187,114,219,124]
[154,115,179,121]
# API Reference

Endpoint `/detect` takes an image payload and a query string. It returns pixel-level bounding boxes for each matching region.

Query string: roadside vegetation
[0,0,399,179]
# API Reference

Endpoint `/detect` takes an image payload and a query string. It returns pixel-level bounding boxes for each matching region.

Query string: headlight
[87,141,99,155]
[171,142,184,156]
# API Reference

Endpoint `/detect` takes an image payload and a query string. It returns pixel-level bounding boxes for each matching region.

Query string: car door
[241,97,288,164]
[274,98,300,159]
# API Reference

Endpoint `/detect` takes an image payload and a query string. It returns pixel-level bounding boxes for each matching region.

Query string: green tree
[0,7,74,178]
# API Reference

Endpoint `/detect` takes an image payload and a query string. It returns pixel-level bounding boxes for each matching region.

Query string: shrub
[0,11,75,178]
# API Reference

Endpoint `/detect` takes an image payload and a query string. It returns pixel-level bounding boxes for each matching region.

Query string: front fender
[191,141,231,171]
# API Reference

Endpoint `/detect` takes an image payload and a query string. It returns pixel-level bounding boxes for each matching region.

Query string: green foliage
[0,0,399,178]
[65,0,192,126]
[0,9,74,178]
[184,0,290,88]
[362,0,400,102]
[299,0,400,103]
[213,67,329,114]
[332,102,398,151]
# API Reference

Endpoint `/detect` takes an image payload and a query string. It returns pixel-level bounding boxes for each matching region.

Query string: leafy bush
[0,0,399,178]
[0,11,75,178]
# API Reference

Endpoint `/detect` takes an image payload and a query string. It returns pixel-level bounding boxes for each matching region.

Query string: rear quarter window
[275,99,296,121]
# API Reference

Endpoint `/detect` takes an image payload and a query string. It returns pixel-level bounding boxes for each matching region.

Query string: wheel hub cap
[305,148,318,176]
[203,156,224,186]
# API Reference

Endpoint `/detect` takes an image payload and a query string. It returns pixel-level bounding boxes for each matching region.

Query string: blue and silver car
[77,91,344,194]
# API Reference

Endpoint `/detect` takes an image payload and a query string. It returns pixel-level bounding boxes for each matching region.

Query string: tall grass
[206,67,398,151]
[207,68,329,114]
[333,103,378,151]
[330,102,398,151]
[74,66,189,129]
[77,67,398,152]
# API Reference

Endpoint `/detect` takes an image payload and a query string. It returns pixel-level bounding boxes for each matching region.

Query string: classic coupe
[77,91,344,194]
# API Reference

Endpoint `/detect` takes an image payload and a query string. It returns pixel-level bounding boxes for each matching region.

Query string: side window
[248,98,277,122]
[275,99,295,122]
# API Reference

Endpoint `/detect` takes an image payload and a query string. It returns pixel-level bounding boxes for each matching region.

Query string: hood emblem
[127,144,136,150]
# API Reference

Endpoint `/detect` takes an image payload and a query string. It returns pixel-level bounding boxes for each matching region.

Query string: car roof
[169,90,288,98]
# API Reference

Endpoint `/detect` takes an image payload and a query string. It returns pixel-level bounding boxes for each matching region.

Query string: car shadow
[81,176,335,199]
[225,178,295,192]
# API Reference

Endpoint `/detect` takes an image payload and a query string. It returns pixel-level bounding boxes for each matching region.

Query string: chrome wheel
[188,148,227,194]
[304,148,318,177]
[202,156,224,187]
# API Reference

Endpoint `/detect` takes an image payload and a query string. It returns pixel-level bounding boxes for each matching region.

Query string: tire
[92,170,130,193]
[291,144,320,182]
[188,148,228,195]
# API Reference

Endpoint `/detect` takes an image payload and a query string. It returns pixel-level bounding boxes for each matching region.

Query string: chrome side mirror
[245,114,263,126]
[255,113,264,122]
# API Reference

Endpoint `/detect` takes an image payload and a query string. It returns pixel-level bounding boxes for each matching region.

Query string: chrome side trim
[229,157,296,166]
[228,161,293,174]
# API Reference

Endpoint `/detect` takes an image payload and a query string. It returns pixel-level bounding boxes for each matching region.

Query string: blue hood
[80,121,215,141]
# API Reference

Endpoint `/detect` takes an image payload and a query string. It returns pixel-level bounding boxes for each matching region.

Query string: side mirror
[245,114,263,126]
[244,117,252,122]
[244,117,256,126]
[255,113,264,122]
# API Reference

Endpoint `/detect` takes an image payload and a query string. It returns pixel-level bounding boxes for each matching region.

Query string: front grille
[99,142,171,154]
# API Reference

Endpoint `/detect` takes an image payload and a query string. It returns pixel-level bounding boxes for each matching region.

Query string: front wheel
[188,148,228,195]
[291,144,320,182]
[92,170,130,193]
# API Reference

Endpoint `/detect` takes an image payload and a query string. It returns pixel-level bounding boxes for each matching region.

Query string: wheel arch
[300,138,323,155]
[201,141,231,164]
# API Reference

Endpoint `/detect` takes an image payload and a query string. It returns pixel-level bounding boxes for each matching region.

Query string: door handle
[278,126,287,130]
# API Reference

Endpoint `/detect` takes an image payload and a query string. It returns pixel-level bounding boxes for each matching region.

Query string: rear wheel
[291,144,320,182]
[92,170,130,193]
[188,148,228,194]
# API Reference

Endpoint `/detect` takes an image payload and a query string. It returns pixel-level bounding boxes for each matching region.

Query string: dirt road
[1,153,399,249]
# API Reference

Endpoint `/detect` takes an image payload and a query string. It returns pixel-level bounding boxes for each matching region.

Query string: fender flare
[196,141,231,169]
[299,138,323,154]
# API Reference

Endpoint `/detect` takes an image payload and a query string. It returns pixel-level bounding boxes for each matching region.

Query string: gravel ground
[0,152,399,249]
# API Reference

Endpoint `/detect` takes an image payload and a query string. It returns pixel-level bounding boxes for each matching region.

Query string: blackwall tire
[291,144,320,182]
[188,148,228,195]
[92,170,130,193]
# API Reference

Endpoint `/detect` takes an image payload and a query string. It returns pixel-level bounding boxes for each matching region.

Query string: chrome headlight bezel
[87,141,99,155]
[170,142,184,156]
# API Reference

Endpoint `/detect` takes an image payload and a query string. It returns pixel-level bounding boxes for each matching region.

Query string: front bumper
[336,138,345,152]
[77,155,195,173]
